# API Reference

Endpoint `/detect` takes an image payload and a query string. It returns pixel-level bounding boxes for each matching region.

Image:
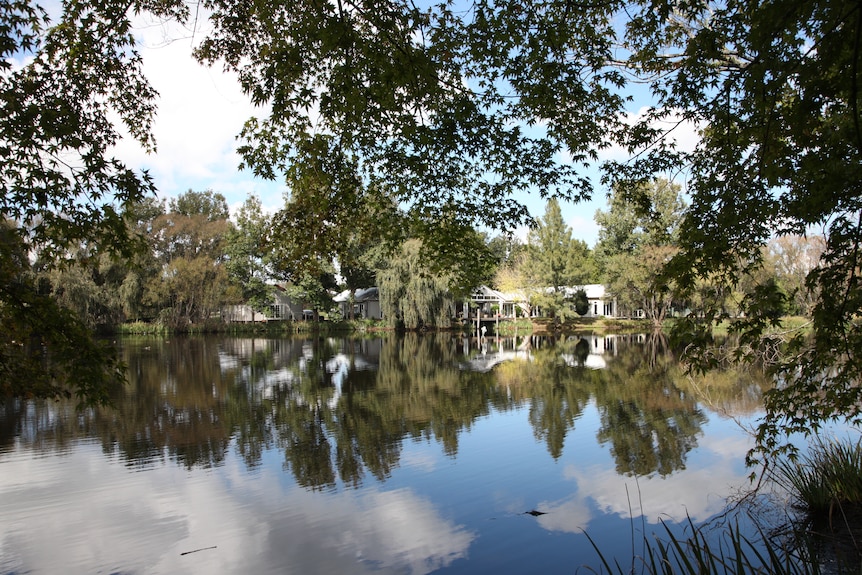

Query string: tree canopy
[595,179,686,325]
[523,199,596,319]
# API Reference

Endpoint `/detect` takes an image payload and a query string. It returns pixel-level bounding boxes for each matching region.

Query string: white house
[221,284,307,323]
[333,287,382,319]
[468,284,617,319]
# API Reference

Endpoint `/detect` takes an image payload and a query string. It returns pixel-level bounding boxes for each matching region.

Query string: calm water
[0,332,774,574]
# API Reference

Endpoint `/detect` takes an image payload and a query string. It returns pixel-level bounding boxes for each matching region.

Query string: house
[333,287,382,320]
[468,284,617,319]
[563,284,616,318]
[268,285,307,320]
[470,285,530,318]
[221,284,306,323]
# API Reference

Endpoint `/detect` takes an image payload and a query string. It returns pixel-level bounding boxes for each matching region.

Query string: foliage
[773,437,862,519]
[195,0,588,255]
[36,249,127,329]
[225,195,274,312]
[378,239,457,330]
[0,223,125,405]
[528,199,597,288]
[486,233,525,271]
[764,236,826,317]
[596,179,685,327]
[145,190,240,328]
[283,270,338,320]
[523,199,597,319]
[573,288,589,316]
[194,0,862,458]
[594,179,685,266]
[606,245,680,326]
[0,0,186,403]
[268,135,402,281]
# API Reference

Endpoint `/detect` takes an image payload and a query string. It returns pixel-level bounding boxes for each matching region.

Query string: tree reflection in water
[0,332,772,488]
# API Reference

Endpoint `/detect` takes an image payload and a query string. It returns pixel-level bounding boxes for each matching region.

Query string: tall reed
[771,437,862,573]
[773,437,862,517]
[584,516,814,575]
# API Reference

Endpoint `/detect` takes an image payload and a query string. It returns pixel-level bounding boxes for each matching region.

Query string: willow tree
[378,240,457,330]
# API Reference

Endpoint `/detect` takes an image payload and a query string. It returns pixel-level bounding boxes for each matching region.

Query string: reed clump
[585,516,813,575]
[772,437,862,573]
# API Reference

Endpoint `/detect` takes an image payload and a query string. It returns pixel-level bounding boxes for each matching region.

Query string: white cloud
[0,445,475,575]
[110,15,284,214]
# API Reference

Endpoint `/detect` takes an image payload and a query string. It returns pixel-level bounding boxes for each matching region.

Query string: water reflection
[0,333,773,490]
[0,445,474,575]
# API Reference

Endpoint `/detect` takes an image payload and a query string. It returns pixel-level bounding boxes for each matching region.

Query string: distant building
[333,287,382,319]
[467,284,617,319]
[222,284,307,323]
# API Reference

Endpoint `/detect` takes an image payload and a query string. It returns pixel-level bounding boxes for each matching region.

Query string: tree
[595,179,686,326]
[225,195,274,312]
[283,270,338,321]
[268,135,404,281]
[525,199,596,319]
[1,0,186,403]
[146,190,239,328]
[572,289,589,316]
[764,235,826,317]
[195,0,593,252]
[378,239,457,330]
[9,0,862,454]
[35,249,128,330]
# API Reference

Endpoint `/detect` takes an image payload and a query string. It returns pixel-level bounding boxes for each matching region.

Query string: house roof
[471,285,509,301]
[333,287,379,303]
[477,284,608,302]
[568,284,606,299]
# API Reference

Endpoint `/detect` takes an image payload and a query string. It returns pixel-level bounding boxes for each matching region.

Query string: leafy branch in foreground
[0,0,187,403]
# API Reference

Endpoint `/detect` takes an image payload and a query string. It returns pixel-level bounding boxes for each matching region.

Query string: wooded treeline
[25,181,823,336]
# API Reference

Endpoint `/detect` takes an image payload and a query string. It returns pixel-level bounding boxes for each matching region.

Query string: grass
[704,316,812,337]
[495,318,534,335]
[770,437,862,574]
[774,438,862,517]
[585,517,814,575]
[585,438,862,575]
[117,321,171,335]
[117,318,390,336]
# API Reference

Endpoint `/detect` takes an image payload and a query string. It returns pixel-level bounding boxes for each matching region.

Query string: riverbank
[116,315,812,338]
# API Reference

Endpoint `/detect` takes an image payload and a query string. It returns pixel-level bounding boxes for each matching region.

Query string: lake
[0,332,776,574]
